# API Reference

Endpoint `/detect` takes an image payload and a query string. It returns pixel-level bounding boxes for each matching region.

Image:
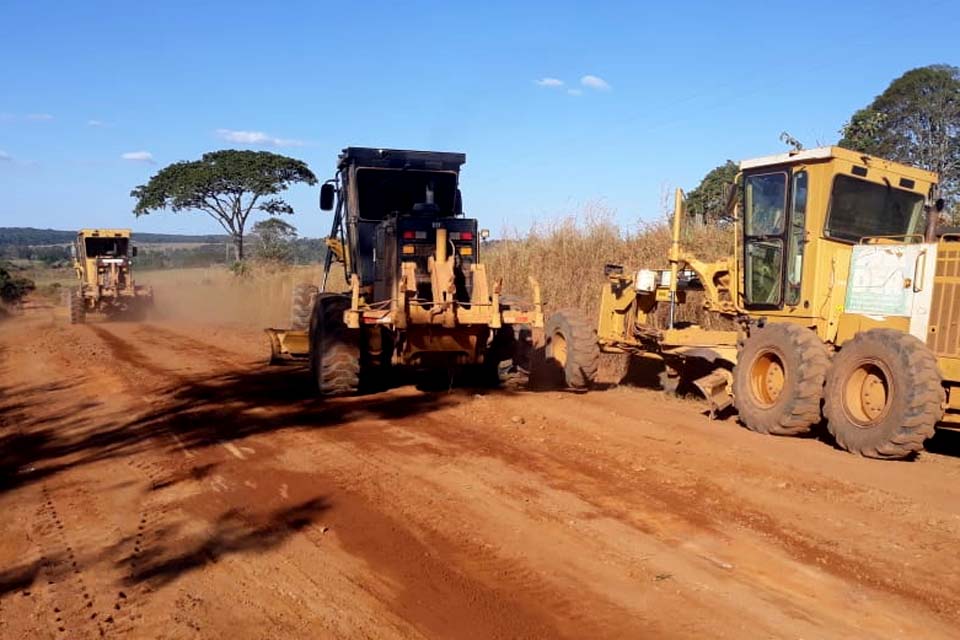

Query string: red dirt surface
[2,308,960,638]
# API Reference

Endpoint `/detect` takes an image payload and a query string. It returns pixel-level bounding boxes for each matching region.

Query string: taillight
[402,230,415,239]
[459,231,473,241]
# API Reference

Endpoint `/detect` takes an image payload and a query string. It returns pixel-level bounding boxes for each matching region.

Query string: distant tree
[130,150,317,261]
[840,65,960,208]
[252,217,298,263]
[685,160,739,225]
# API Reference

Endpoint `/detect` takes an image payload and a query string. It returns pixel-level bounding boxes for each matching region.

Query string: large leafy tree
[685,160,739,225]
[840,65,960,207]
[131,150,317,261]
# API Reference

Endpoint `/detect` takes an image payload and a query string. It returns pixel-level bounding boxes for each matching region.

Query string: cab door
[743,171,789,308]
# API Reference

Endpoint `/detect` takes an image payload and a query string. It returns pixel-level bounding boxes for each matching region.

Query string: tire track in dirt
[33,484,105,637]
[78,325,591,638]
[133,323,252,369]
[323,398,959,635]
[8,312,960,637]
[16,322,221,636]
[531,392,960,618]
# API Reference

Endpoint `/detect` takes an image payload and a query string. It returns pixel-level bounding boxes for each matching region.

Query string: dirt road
[2,309,960,639]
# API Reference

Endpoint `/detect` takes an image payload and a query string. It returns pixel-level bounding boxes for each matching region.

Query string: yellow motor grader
[68,228,153,323]
[266,147,544,394]
[546,146,955,459]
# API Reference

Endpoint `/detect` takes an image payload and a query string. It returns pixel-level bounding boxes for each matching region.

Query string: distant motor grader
[547,146,955,459]
[266,147,544,394]
[68,229,153,323]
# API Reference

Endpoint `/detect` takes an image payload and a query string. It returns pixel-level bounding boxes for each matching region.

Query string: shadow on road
[0,365,469,496]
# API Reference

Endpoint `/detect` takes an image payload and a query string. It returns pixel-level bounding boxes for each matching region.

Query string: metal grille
[929,247,960,357]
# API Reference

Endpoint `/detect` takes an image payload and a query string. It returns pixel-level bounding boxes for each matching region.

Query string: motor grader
[266,147,544,394]
[546,146,955,459]
[67,228,153,324]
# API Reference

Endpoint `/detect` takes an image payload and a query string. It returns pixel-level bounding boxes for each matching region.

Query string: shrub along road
[1,309,959,638]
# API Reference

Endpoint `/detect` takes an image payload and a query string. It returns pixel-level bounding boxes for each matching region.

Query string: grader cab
[547,146,954,459]
[266,147,544,394]
[67,228,153,324]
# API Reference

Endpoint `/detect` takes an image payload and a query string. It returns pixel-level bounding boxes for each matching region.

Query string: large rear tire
[290,283,318,331]
[733,323,828,436]
[542,309,599,389]
[823,329,941,459]
[309,295,360,396]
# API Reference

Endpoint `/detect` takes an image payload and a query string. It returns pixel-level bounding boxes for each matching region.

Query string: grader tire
[733,323,828,436]
[68,292,85,325]
[543,309,600,389]
[309,295,360,396]
[290,283,319,331]
[823,329,940,459]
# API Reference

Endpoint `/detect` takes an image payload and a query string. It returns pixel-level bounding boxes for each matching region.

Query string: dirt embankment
[2,301,960,638]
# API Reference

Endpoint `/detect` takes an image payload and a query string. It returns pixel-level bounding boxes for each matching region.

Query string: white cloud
[567,88,583,96]
[121,151,155,163]
[580,75,612,91]
[26,113,54,121]
[0,150,12,162]
[87,119,106,127]
[215,128,304,147]
[535,77,565,88]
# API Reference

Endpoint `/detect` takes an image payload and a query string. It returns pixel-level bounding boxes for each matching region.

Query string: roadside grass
[484,207,734,325]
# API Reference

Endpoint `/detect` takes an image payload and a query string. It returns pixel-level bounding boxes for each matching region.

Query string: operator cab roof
[338,147,466,172]
[77,229,132,237]
[739,146,938,185]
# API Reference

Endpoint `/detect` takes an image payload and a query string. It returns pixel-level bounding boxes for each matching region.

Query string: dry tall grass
[483,204,734,325]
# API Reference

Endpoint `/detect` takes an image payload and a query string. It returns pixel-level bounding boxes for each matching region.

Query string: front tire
[309,295,360,396]
[542,309,600,389]
[68,291,85,325]
[823,329,941,459]
[291,283,318,331]
[733,323,829,436]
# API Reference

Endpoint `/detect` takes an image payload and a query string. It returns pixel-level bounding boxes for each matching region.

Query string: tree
[685,160,739,225]
[131,150,317,261]
[840,65,960,206]
[252,217,298,263]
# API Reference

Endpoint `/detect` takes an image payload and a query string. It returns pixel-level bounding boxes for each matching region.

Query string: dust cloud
[139,265,341,329]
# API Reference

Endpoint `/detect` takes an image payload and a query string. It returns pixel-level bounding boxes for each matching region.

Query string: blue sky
[1,0,957,238]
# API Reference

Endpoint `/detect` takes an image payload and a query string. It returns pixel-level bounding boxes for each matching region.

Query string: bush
[0,261,36,304]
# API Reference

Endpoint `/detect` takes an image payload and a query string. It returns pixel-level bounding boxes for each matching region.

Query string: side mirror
[132,245,138,257]
[936,198,946,212]
[454,189,463,216]
[320,183,336,211]
[70,245,77,259]
[480,229,490,240]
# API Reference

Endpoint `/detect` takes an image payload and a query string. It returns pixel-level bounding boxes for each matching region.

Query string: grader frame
[548,146,955,458]
[267,147,544,394]
[67,228,153,324]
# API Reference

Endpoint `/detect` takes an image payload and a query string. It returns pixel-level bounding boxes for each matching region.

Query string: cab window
[745,172,787,236]
[785,171,807,306]
[825,175,924,243]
